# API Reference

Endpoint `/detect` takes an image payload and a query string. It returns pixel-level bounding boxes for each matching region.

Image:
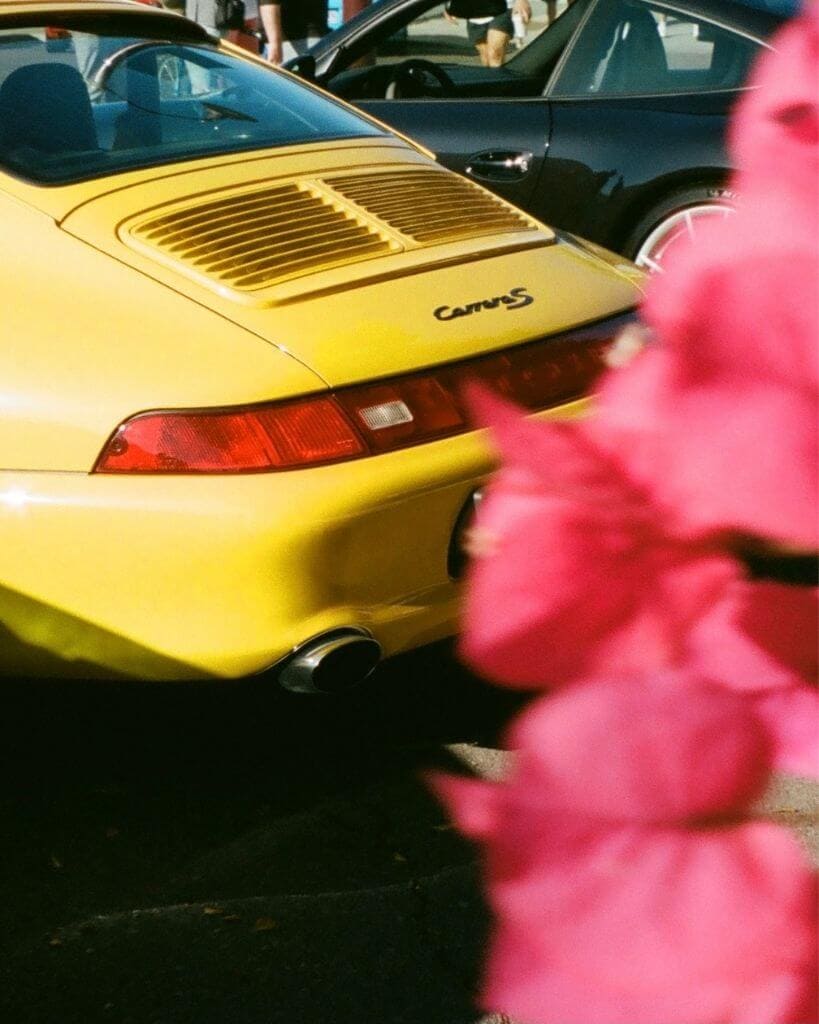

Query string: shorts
[467,11,514,46]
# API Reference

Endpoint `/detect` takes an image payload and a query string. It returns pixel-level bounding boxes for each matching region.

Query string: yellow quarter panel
[0,192,323,470]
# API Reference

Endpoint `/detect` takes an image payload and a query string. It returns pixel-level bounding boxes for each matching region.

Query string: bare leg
[484,27,510,67]
[474,40,489,66]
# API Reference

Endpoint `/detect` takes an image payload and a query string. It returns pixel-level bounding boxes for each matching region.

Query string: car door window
[551,0,762,97]
[372,2,480,66]
[359,1,577,72]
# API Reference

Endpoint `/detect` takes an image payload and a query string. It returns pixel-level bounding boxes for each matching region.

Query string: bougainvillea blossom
[460,386,818,777]
[729,0,819,224]
[432,678,818,1024]
[754,685,819,780]
[460,385,740,690]
[689,581,819,777]
[595,245,818,550]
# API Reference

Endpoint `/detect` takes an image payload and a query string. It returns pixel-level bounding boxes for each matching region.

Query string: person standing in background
[259,1,328,64]
[185,0,233,36]
[183,0,247,90]
[445,0,531,68]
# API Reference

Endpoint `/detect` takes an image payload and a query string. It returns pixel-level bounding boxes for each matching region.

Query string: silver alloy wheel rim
[634,202,735,273]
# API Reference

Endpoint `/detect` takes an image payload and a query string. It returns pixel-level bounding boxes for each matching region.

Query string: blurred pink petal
[426,772,500,840]
[505,674,771,821]
[730,1,819,219]
[433,678,817,1024]
[480,822,817,1024]
[446,13,819,1022]
[688,581,819,775]
[597,249,819,548]
[688,581,817,693]
[460,386,739,689]
[755,686,819,779]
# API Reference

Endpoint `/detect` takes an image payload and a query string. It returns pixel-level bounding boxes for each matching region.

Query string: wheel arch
[606,167,735,257]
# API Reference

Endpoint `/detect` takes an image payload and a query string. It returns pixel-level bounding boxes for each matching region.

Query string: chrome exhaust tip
[277,628,382,695]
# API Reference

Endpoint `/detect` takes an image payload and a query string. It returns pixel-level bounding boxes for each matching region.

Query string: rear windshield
[0,18,386,185]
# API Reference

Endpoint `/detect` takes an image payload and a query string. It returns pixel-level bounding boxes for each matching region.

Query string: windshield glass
[0,22,386,185]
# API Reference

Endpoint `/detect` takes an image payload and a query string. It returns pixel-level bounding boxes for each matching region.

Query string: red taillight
[94,313,634,474]
[95,397,365,473]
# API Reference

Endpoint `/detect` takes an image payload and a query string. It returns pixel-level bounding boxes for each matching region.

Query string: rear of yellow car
[0,1,641,685]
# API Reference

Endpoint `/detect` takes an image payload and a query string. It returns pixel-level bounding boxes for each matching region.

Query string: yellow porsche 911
[0,0,641,689]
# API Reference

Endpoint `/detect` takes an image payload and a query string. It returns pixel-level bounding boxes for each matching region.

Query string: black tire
[623,184,737,272]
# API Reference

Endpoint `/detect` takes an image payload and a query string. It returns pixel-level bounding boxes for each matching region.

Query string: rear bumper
[0,401,585,681]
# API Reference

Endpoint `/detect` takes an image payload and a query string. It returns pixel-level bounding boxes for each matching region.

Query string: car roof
[0,0,149,12]
[664,0,798,27]
[0,0,195,22]
[0,1,211,40]
[0,1,147,7]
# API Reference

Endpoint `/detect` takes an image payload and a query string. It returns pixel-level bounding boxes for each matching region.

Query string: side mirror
[285,54,316,81]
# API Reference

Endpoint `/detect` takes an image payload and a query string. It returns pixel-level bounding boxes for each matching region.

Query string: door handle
[465,150,534,183]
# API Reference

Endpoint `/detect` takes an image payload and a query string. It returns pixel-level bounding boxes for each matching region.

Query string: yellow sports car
[0,0,641,689]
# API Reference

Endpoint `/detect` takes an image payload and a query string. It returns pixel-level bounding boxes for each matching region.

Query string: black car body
[294,0,796,268]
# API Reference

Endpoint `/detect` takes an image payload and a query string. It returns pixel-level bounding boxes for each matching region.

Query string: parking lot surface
[1,647,814,1024]
[0,646,524,1024]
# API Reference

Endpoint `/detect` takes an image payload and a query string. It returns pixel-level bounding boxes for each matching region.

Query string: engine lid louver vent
[326,169,536,243]
[128,181,399,291]
[124,169,545,299]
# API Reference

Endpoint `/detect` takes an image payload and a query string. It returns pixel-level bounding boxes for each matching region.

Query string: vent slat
[184,210,352,262]
[141,185,302,236]
[360,202,503,222]
[202,225,375,275]
[153,195,327,248]
[231,238,391,288]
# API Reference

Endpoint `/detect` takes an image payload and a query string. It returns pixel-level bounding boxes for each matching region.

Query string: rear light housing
[94,312,635,474]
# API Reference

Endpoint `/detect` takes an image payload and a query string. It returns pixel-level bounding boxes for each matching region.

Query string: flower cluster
[435,6,819,1022]
[432,677,816,1024]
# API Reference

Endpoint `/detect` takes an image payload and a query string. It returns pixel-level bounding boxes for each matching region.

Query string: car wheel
[625,186,736,273]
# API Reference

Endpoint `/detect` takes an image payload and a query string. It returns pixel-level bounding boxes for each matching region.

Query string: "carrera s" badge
[434,286,534,321]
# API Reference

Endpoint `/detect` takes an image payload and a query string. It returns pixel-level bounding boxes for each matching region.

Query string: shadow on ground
[0,644,527,1024]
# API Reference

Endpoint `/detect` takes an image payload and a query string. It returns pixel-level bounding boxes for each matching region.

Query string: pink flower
[689,581,819,777]
[460,385,740,689]
[461,389,818,773]
[599,244,819,549]
[729,1,819,219]
[431,677,818,1024]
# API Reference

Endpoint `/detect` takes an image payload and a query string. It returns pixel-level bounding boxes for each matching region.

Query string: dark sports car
[293,0,796,269]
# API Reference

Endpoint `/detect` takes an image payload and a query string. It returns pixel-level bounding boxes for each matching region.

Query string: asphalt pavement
[0,645,525,1024]
[2,646,815,1024]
